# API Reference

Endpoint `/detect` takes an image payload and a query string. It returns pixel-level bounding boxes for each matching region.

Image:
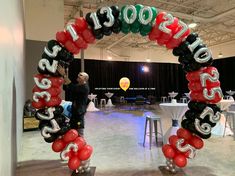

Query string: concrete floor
[17,104,235,176]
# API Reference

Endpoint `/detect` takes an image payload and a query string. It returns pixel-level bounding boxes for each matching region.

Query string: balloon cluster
[56,18,96,54]
[162,128,204,172]
[182,101,221,139]
[86,6,122,39]
[52,129,93,172]
[149,11,190,49]
[32,40,74,143]
[32,36,93,172]
[120,4,157,36]
[32,3,224,174]
[173,33,213,72]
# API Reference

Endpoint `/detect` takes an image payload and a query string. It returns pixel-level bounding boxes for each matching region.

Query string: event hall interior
[1,0,235,176]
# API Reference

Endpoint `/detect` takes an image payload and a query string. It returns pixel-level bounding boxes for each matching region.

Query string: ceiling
[64,0,235,51]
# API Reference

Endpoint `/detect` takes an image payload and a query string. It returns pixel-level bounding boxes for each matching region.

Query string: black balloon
[112,19,122,34]
[186,33,199,44]
[44,134,58,143]
[85,12,94,27]
[110,6,120,18]
[103,26,112,36]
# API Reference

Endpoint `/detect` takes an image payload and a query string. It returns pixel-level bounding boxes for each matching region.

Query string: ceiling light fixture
[146,59,151,62]
[188,22,197,28]
[107,56,112,60]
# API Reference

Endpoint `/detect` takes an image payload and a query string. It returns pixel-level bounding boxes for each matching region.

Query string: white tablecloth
[211,99,234,136]
[160,103,188,144]
[87,94,99,112]
[105,92,114,107]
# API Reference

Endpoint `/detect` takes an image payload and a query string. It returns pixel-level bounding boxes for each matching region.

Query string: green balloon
[151,7,158,22]
[141,24,152,33]
[140,29,148,36]
[130,25,140,33]
[121,5,126,21]
[131,20,140,32]
[121,20,130,34]
[121,27,130,34]
[135,4,144,14]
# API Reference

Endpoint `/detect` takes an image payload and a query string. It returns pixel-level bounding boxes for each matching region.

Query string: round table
[211,99,234,136]
[105,92,114,107]
[87,94,99,112]
[160,103,188,144]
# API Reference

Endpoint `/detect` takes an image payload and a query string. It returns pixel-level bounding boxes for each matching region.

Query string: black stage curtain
[65,57,235,101]
[66,59,188,100]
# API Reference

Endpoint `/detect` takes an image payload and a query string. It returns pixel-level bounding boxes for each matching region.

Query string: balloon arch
[32,4,223,175]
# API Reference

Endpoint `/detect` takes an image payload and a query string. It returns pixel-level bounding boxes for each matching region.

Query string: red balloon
[68,156,81,170]
[47,87,61,97]
[56,31,67,45]
[73,137,86,149]
[169,135,179,148]
[52,138,66,152]
[32,86,42,93]
[82,28,95,44]
[188,81,203,92]
[75,18,88,33]
[32,99,45,109]
[177,128,192,141]
[65,40,80,54]
[162,144,176,159]
[77,145,93,161]
[156,12,167,25]
[189,135,204,149]
[74,37,88,49]
[63,129,79,143]
[174,154,187,167]
[45,96,61,107]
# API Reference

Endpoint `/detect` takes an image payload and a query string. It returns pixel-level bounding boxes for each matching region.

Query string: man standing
[57,65,90,137]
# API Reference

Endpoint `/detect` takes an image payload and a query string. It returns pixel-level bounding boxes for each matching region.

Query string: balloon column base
[71,167,96,176]
[159,166,186,176]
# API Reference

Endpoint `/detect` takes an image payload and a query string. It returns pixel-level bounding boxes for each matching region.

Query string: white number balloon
[90,12,102,30]
[34,77,52,90]
[44,45,61,58]
[41,119,60,138]
[100,7,115,27]
[38,59,58,73]
[176,138,196,158]
[33,91,51,102]
[66,24,79,41]
[123,5,137,24]
[60,143,78,161]
[36,107,55,121]
[138,6,153,25]
[159,13,174,34]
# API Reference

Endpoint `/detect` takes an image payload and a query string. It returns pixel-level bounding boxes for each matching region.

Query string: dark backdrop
[66,57,235,101]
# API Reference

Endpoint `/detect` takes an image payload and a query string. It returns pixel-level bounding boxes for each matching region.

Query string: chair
[180,97,187,103]
[143,115,164,149]
[161,96,167,103]
[100,99,106,108]
[93,97,98,107]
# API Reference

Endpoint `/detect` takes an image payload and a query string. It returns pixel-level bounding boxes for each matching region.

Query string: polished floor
[17,104,235,176]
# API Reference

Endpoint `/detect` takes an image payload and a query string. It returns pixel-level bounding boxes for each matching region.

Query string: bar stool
[93,97,98,107]
[161,96,167,103]
[224,111,235,140]
[180,97,187,103]
[143,115,164,149]
[100,99,106,108]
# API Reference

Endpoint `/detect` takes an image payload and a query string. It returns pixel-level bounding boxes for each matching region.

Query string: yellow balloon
[119,77,130,91]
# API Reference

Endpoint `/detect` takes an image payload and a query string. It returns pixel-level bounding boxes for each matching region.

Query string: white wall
[0,0,25,175]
